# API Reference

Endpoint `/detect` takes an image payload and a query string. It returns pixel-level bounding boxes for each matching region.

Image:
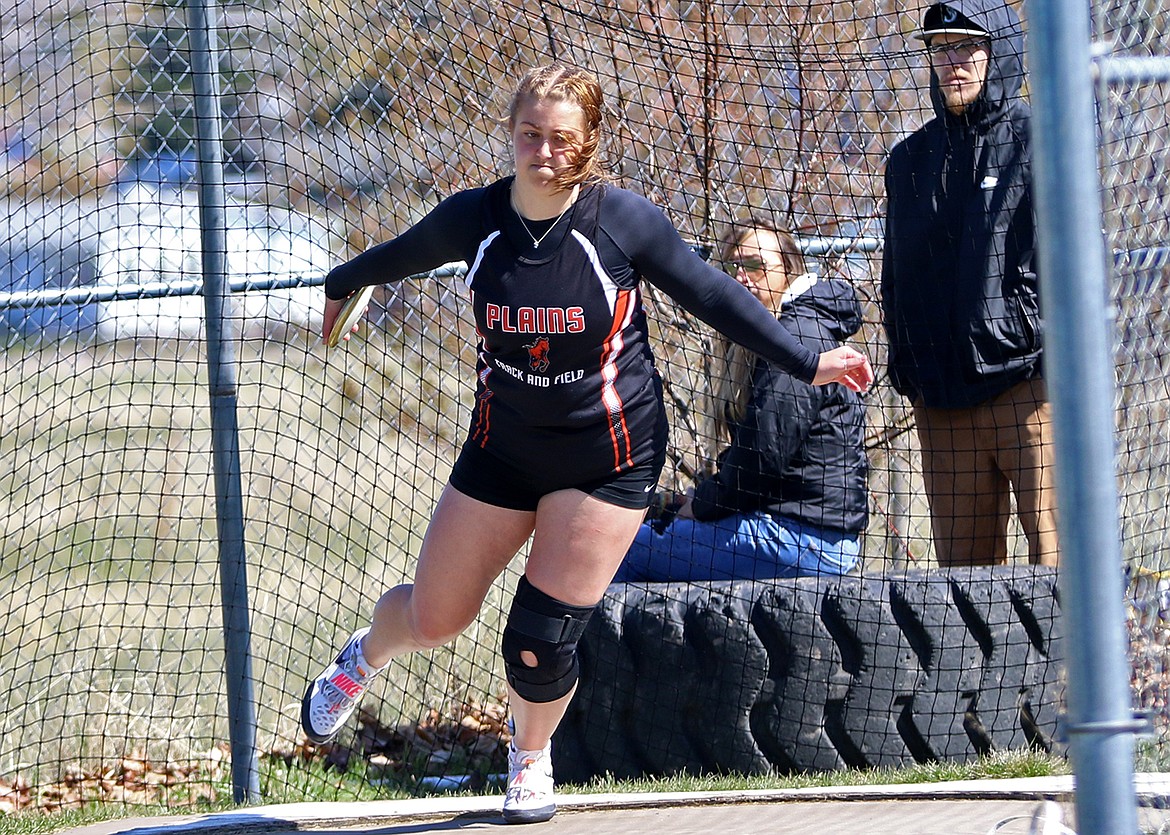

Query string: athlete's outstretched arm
[323,189,484,300]
[603,190,872,391]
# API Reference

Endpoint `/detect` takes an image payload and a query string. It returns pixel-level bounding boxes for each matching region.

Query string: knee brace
[501,575,596,703]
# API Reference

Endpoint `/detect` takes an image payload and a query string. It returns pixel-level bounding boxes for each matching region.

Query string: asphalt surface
[62,776,1170,835]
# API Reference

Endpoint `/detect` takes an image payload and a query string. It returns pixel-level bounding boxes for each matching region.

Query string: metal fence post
[1027,1,1139,832]
[187,0,261,803]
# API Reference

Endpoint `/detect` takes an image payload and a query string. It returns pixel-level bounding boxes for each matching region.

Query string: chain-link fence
[1095,0,1170,775]
[0,0,1164,815]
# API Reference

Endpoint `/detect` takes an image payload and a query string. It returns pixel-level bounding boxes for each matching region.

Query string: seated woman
[613,220,869,583]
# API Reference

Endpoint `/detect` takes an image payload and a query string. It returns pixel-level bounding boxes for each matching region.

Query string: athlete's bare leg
[358,484,643,753]
[507,488,645,750]
[361,484,536,667]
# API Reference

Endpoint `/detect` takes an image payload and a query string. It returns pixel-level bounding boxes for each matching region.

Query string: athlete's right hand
[321,295,346,341]
[813,345,873,393]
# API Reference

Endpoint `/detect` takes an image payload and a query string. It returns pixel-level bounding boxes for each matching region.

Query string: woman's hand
[813,345,874,393]
[321,295,346,342]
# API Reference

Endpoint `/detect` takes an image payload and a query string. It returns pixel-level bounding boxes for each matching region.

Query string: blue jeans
[612,512,860,583]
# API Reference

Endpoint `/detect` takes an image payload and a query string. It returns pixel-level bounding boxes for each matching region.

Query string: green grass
[566,748,1071,795]
[0,749,1071,835]
[0,805,208,835]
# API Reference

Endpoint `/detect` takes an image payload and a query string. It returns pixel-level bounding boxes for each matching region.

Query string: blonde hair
[704,220,806,458]
[507,63,605,191]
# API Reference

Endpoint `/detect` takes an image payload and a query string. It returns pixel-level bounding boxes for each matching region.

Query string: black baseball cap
[915,3,990,41]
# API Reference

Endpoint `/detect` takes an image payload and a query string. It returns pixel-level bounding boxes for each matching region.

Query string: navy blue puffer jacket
[691,276,869,534]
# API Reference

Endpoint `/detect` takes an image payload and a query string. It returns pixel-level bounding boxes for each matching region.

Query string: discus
[326,286,375,348]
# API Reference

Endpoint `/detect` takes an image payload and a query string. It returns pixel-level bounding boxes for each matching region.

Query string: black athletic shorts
[448,438,666,512]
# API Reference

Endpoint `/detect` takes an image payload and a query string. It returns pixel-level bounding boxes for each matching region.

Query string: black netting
[0,0,1162,816]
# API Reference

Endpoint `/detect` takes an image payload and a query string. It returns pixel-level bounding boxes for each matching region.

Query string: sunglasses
[724,256,768,276]
[925,37,990,61]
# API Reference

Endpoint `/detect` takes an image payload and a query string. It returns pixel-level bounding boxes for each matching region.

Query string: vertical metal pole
[1027,2,1138,833]
[187,0,260,803]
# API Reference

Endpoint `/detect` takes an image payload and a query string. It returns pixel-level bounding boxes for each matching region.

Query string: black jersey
[324,177,821,478]
[464,179,662,474]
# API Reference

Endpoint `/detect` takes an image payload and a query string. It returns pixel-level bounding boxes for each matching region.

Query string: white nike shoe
[502,741,556,824]
[301,628,377,744]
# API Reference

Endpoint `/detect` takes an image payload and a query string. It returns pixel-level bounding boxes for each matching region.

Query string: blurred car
[94,183,333,341]
[0,242,100,340]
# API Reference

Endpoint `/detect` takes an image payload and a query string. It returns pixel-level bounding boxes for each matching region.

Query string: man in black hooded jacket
[881,0,1059,567]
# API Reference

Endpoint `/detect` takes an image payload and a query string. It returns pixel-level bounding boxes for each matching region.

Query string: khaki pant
[913,377,1060,567]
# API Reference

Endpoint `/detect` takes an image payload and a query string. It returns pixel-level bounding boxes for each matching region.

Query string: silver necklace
[512,188,576,249]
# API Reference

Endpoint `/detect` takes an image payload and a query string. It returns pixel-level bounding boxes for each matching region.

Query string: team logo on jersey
[525,336,551,372]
